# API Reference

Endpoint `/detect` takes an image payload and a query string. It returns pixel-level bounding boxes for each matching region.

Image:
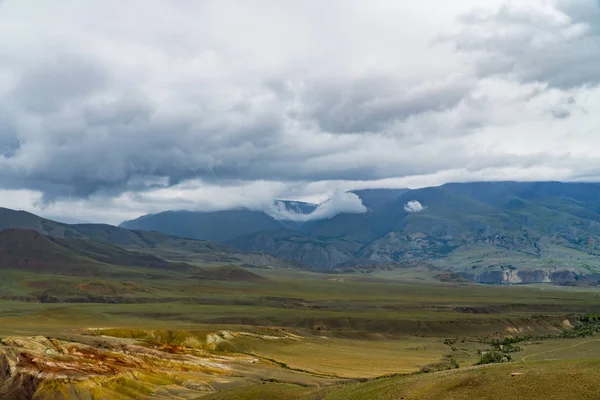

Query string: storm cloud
[0,0,600,223]
[453,0,600,89]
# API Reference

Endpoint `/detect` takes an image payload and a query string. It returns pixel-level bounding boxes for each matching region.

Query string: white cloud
[404,200,426,213]
[267,191,367,222]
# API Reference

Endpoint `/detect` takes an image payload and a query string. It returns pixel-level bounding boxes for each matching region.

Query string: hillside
[126,182,600,284]
[0,229,191,275]
[0,207,295,269]
[0,228,273,304]
[204,360,600,400]
[12,181,600,284]
[120,209,285,242]
[349,188,410,210]
[229,230,356,270]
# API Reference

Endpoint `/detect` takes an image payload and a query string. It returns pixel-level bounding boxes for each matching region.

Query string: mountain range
[4,181,600,285]
[118,182,600,284]
[0,207,296,269]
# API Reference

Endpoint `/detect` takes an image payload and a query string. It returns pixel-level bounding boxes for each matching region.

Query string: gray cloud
[453,0,600,89]
[10,56,109,114]
[551,108,571,119]
[301,77,474,134]
[0,0,600,223]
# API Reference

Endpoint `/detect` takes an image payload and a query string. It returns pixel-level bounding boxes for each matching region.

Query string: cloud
[551,108,571,119]
[267,191,367,222]
[453,0,600,89]
[404,200,426,213]
[301,77,474,134]
[1,0,600,223]
[0,0,490,201]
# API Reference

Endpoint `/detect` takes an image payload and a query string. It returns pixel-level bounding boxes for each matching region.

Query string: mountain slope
[0,207,296,269]
[0,229,189,275]
[120,209,285,242]
[13,181,600,283]
[229,182,600,283]
[350,188,410,210]
[229,230,355,270]
[275,200,318,214]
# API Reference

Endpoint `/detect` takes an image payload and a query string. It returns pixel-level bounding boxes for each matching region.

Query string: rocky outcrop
[0,333,254,399]
[461,268,598,285]
[0,329,341,399]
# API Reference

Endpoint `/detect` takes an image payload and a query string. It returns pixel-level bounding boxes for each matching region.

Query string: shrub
[477,351,511,365]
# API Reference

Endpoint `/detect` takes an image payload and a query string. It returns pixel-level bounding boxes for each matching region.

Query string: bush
[420,356,460,373]
[477,351,511,365]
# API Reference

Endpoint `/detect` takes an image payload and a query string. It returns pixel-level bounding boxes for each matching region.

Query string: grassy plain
[3,267,600,398]
[3,268,600,336]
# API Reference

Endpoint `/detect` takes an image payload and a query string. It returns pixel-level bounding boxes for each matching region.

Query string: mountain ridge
[117,181,600,284]
[0,207,298,270]
[7,181,600,284]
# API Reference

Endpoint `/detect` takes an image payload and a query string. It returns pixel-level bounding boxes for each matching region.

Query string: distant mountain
[229,229,356,270]
[117,191,410,245]
[0,207,296,269]
[350,188,410,210]
[0,229,270,304]
[120,209,285,242]
[18,181,600,284]
[0,229,190,275]
[119,200,322,243]
[227,182,600,284]
[0,207,235,254]
[274,200,318,214]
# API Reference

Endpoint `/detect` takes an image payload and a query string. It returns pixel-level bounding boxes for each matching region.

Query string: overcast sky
[0,0,599,224]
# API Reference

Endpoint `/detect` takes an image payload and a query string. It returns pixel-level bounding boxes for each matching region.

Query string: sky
[0,0,599,224]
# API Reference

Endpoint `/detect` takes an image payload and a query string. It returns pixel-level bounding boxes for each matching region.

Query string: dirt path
[521,339,600,361]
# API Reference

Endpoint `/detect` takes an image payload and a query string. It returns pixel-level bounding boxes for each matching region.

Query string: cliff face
[230,231,353,270]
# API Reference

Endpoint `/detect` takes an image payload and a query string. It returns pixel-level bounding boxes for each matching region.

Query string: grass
[319,360,600,400]
[200,383,313,400]
[2,268,600,338]
[518,337,600,361]
[5,268,600,398]
[232,335,450,378]
[203,360,600,400]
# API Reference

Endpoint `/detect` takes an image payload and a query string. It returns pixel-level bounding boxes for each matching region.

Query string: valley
[4,182,600,398]
[2,241,600,399]
[2,0,598,396]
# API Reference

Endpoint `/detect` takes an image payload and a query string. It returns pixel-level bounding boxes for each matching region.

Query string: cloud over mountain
[0,0,599,223]
[404,201,426,213]
[268,191,367,222]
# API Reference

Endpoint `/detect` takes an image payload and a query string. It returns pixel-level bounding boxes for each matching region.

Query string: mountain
[120,209,285,242]
[229,230,356,270]
[0,229,190,275]
[274,200,318,214]
[20,181,600,284]
[119,201,322,242]
[350,188,410,210]
[0,229,272,304]
[0,207,296,269]
[227,182,600,284]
